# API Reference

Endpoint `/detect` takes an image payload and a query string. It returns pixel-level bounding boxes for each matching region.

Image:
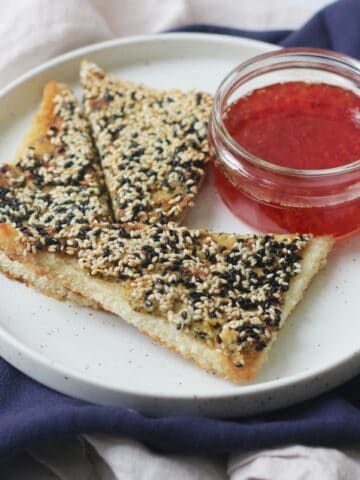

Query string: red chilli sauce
[214,82,360,237]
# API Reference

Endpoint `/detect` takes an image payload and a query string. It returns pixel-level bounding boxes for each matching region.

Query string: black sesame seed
[117,227,130,238]
[237,298,256,310]
[45,236,58,246]
[193,160,203,168]
[181,161,192,169]
[110,126,124,140]
[254,342,266,351]
[194,331,207,340]
[132,148,145,158]
[55,220,63,232]
[103,91,114,102]
[174,144,186,154]
[190,141,201,151]
[64,102,74,112]
[48,126,58,135]
[57,147,66,157]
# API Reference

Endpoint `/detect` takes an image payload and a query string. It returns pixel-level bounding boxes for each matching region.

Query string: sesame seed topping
[0,84,112,235]
[12,219,311,365]
[0,79,312,369]
[79,225,310,364]
[80,61,213,224]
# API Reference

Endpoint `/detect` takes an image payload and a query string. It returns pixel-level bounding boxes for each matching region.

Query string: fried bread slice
[0,221,332,382]
[0,81,112,305]
[80,60,213,224]
[0,77,333,382]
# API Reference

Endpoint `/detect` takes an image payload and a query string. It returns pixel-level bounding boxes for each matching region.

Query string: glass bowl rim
[213,47,360,178]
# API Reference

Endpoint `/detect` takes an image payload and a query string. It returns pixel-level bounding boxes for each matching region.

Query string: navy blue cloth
[172,0,360,58]
[1,0,360,461]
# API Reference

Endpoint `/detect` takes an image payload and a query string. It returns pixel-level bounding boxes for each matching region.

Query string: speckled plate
[0,33,359,417]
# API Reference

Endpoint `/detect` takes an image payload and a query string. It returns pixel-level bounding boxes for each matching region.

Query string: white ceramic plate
[0,33,359,417]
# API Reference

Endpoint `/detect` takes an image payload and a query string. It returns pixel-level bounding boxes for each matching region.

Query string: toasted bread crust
[15,81,64,161]
[0,223,332,382]
[0,250,101,308]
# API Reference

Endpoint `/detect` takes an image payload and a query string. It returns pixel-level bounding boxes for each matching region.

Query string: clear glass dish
[208,48,360,237]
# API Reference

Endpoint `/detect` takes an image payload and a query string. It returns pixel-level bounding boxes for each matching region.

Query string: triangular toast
[0,219,332,382]
[0,81,112,306]
[80,61,213,224]
[0,74,333,382]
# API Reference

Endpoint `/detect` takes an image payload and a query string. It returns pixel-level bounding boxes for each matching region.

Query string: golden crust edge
[0,225,102,309]
[13,81,69,162]
[0,251,102,309]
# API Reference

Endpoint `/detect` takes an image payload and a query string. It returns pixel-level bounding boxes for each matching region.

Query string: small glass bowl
[208,48,360,238]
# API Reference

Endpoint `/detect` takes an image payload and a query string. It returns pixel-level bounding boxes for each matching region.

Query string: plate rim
[0,32,358,407]
[0,32,276,98]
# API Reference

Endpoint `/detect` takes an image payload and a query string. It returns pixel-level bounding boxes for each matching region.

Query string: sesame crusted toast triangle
[0,76,333,383]
[80,60,213,224]
[0,81,112,306]
[0,220,332,382]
